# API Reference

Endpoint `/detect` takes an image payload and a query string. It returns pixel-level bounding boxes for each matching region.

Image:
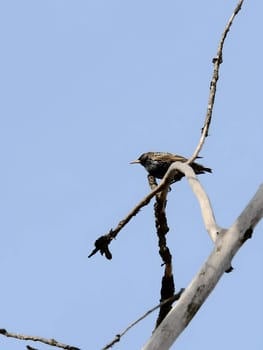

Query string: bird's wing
[154,153,188,162]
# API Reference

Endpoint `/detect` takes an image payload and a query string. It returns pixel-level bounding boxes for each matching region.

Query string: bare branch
[143,0,243,231]
[88,160,217,259]
[147,175,175,328]
[0,329,80,350]
[101,289,184,350]
[88,178,170,259]
[142,183,263,350]
[169,162,222,241]
[188,0,244,164]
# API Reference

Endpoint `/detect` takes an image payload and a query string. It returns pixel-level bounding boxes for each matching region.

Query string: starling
[130,151,212,182]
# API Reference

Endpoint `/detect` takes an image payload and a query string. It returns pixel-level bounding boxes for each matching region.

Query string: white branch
[141,184,263,350]
[160,162,221,242]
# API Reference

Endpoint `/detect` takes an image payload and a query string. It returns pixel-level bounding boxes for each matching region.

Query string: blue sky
[1,1,262,349]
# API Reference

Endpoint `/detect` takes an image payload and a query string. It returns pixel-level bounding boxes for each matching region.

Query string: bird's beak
[130,159,141,164]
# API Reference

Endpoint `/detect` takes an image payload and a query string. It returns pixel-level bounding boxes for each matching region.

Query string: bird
[130,151,212,182]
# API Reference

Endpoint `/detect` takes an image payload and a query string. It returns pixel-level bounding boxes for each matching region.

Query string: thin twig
[27,346,39,350]
[101,289,184,350]
[149,0,244,237]
[0,329,80,350]
[188,0,244,164]
[88,180,170,259]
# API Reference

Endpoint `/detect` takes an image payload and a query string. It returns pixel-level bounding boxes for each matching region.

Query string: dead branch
[142,183,263,350]
[101,289,184,350]
[188,0,244,164]
[88,178,170,259]
[147,175,175,328]
[0,329,80,350]
[170,162,222,241]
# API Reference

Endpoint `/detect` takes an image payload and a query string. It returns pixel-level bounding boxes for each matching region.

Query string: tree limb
[0,329,80,350]
[169,162,222,241]
[101,289,184,350]
[147,175,175,328]
[142,183,263,350]
[188,0,244,164]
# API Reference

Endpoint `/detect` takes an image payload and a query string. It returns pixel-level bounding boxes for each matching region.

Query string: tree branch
[0,329,80,350]
[169,162,222,241]
[188,0,244,164]
[101,289,184,350]
[147,175,175,328]
[88,159,220,260]
[142,183,263,350]
[88,178,170,259]
[147,0,246,246]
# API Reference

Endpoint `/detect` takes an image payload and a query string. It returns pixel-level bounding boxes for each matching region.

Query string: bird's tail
[192,162,212,174]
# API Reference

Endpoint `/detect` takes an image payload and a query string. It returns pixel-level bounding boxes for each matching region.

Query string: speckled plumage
[131,151,212,181]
